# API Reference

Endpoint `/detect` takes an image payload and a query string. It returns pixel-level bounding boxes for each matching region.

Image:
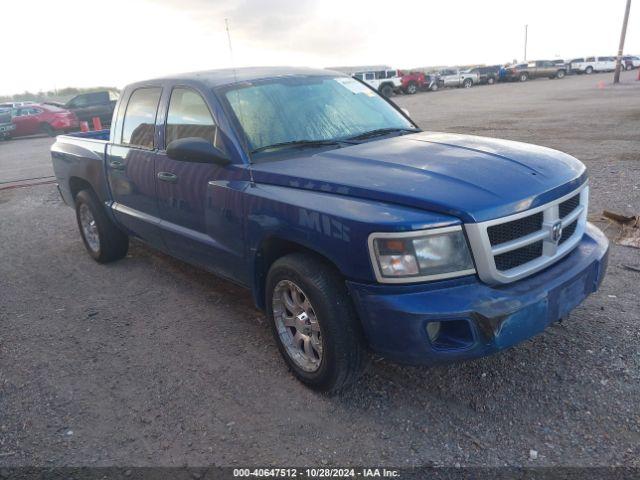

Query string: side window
[121,87,162,149]
[165,88,222,151]
[586,57,595,62]
[73,96,89,107]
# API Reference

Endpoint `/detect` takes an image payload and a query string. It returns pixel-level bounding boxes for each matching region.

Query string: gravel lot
[1,71,639,468]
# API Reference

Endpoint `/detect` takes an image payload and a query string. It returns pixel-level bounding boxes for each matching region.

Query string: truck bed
[51,129,111,206]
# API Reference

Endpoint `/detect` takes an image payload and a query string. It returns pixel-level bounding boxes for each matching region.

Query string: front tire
[463,78,473,88]
[40,123,55,137]
[519,72,529,82]
[75,190,128,263]
[487,76,496,85]
[380,84,393,97]
[556,70,566,79]
[266,253,367,393]
[585,66,594,74]
[406,82,418,94]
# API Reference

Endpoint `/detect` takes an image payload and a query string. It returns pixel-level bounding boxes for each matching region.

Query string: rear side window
[121,87,161,149]
[165,88,223,151]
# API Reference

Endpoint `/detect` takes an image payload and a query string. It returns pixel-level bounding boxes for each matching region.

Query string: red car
[11,104,78,138]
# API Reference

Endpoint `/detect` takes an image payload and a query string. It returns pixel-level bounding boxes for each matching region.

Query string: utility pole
[614,0,632,84]
[524,24,528,62]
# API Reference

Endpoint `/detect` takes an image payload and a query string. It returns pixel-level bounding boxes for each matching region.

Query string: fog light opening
[427,319,474,351]
[426,322,441,342]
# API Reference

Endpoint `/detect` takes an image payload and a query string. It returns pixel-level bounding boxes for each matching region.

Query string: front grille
[464,185,588,284]
[559,220,578,244]
[494,241,544,271]
[559,194,580,218]
[487,212,543,246]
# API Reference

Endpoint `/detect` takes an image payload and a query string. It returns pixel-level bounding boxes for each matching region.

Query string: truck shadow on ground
[125,238,615,421]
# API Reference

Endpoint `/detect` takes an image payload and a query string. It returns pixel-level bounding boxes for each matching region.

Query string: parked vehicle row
[0,90,119,140]
[0,103,78,139]
[369,54,640,96]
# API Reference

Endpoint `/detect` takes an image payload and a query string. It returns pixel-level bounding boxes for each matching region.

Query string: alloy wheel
[79,203,100,252]
[272,280,323,372]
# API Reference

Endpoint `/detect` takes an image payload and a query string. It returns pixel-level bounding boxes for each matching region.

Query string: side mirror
[166,137,231,165]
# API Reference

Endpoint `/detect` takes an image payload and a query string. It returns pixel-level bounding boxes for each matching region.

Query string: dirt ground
[0,70,639,468]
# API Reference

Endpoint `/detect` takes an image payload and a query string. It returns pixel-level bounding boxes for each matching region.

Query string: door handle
[109,160,126,171]
[157,171,178,183]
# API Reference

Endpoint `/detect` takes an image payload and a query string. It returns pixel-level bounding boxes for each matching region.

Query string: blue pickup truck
[51,67,609,392]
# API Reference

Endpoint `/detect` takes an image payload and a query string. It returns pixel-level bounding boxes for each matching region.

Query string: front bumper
[347,223,609,365]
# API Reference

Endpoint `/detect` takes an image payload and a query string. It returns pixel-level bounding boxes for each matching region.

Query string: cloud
[152,0,367,55]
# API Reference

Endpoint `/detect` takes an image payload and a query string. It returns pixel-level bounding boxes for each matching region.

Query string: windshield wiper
[251,139,348,154]
[347,127,420,141]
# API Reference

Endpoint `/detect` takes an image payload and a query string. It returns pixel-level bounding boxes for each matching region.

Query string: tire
[40,123,55,137]
[380,84,393,97]
[585,66,594,74]
[556,70,566,79]
[625,64,632,71]
[430,82,439,92]
[74,190,128,263]
[406,82,418,94]
[487,76,496,85]
[463,78,473,88]
[519,72,529,82]
[266,253,368,393]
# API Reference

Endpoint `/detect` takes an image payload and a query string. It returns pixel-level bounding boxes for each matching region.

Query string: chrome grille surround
[465,184,589,284]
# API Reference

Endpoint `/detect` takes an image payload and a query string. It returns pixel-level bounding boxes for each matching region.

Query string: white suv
[352,69,402,97]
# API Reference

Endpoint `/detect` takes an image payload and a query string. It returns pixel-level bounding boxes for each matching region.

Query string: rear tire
[585,66,594,74]
[406,82,418,94]
[519,72,529,82]
[556,70,566,79]
[463,78,473,88]
[74,190,128,263]
[266,253,368,393]
[430,82,439,92]
[487,76,496,85]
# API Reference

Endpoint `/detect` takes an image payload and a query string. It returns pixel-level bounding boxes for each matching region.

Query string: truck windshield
[222,76,416,154]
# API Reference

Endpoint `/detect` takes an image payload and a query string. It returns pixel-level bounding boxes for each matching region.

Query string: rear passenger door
[153,86,245,281]
[106,86,165,248]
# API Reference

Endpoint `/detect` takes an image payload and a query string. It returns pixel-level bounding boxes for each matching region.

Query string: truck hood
[250,132,587,223]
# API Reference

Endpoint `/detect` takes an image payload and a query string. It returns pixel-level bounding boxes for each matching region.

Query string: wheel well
[69,177,94,200]
[253,237,342,311]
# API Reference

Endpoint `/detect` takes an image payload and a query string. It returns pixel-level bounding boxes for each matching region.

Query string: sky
[2,0,638,95]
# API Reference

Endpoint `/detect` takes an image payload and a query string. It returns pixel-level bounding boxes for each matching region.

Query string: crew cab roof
[136,66,345,89]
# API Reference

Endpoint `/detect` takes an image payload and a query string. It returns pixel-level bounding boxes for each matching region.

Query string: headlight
[368,226,475,283]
